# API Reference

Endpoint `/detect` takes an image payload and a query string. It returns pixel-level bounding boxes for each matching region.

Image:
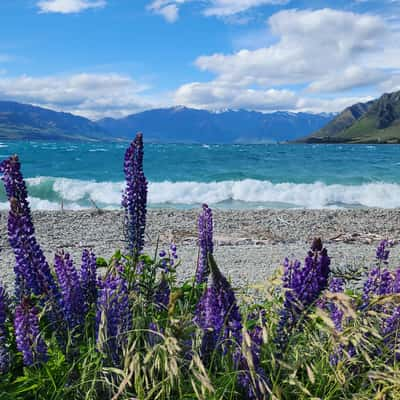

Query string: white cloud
[175,81,298,110]
[296,96,376,114]
[307,66,386,93]
[174,80,375,113]
[37,0,106,14]
[0,73,156,119]
[148,0,186,22]
[173,8,400,112]
[379,74,400,92]
[195,9,387,86]
[157,4,179,22]
[148,0,289,22]
[203,0,289,17]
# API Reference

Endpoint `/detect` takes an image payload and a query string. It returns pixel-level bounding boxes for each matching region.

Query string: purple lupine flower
[194,286,220,362]
[54,252,86,330]
[122,133,148,258]
[0,156,60,311]
[362,267,394,306]
[148,322,164,346]
[170,243,179,264]
[235,312,269,399]
[383,305,400,359]
[154,274,170,311]
[96,272,132,365]
[276,240,331,351]
[194,254,242,364]
[195,204,213,285]
[14,298,48,366]
[329,277,344,294]
[376,240,390,263]
[328,278,345,331]
[159,244,179,273]
[362,240,395,306]
[393,269,400,294]
[80,249,98,308]
[330,342,357,366]
[326,277,352,366]
[0,285,9,373]
[380,267,400,359]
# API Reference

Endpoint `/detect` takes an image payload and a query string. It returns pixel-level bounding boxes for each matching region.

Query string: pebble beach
[1,208,400,289]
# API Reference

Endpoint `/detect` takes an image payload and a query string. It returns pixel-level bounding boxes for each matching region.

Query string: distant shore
[1,208,399,288]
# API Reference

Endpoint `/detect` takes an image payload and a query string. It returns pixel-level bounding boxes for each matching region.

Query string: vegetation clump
[0,133,400,399]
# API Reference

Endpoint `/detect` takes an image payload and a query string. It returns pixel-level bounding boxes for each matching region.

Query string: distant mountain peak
[0,100,335,143]
[97,106,333,143]
[170,105,188,112]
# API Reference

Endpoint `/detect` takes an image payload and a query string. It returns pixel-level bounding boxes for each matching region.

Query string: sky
[0,0,399,119]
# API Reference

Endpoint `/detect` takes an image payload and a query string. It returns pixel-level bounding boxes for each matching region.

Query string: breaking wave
[0,177,399,210]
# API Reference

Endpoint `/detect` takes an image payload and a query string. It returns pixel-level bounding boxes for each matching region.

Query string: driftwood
[90,198,104,214]
[328,232,398,244]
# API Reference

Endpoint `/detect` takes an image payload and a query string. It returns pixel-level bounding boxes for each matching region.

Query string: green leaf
[95,257,108,268]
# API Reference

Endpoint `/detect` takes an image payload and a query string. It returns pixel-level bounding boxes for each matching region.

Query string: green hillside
[299,91,400,144]
[0,101,110,141]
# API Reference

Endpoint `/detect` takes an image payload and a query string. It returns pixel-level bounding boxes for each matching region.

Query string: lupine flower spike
[122,132,148,258]
[195,254,242,364]
[362,240,394,306]
[328,277,345,332]
[54,252,86,331]
[276,238,331,351]
[14,298,48,366]
[96,272,132,365]
[235,312,269,399]
[80,249,98,309]
[0,156,60,303]
[195,204,213,284]
[0,284,9,373]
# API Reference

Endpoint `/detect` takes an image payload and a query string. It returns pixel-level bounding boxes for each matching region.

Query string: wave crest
[0,177,397,210]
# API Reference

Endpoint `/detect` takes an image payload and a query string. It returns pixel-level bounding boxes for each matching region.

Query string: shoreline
[1,208,399,288]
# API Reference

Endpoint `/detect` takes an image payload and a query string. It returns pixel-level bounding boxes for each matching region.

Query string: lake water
[0,141,399,210]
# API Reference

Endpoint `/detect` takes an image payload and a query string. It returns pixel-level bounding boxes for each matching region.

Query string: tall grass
[0,135,399,399]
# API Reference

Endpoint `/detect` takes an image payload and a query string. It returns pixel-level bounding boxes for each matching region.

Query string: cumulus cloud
[195,9,387,86]
[173,8,400,112]
[174,80,375,113]
[148,0,185,22]
[148,0,289,21]
[175,81,298,111]
[296,96,376,114]
[0,73,156,119]
[203,0,289,17]
[307,66,386,93]
[379,74,400,92]
[37,0,106,14]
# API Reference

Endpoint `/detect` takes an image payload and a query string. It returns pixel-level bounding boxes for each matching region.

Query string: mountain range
[0,100,333,143]
[299,90,400,144]
[0,101,107,141]
[98,107,333,143]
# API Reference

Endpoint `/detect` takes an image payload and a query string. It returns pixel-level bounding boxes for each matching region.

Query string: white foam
[88,148,108,152]
[52,178,123,204]
[19,177,400,209]
[0,197,85,211]
[148,180,400,208]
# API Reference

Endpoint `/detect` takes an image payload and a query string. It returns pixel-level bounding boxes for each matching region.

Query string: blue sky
[0,0,399,119]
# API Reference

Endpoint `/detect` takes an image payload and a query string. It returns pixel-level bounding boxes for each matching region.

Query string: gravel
[1,208,400,289]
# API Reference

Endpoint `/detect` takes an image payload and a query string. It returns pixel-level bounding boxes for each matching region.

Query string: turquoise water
[0,141,399,209]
